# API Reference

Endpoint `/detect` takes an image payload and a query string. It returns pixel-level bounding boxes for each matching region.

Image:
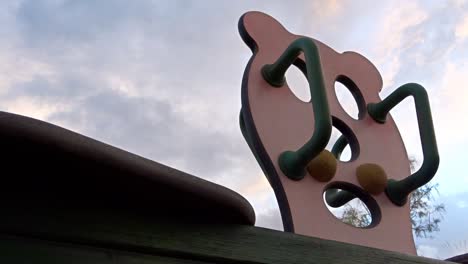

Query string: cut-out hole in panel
[334,76,366,120]
[285,64,310,102]
[326,116,359,162]
[323,182,381,228]
[341,145,352,161]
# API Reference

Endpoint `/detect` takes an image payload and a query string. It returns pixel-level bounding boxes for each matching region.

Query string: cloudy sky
[1,0,467,259]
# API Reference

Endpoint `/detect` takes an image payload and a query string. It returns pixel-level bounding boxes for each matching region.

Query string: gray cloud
[2,1,311,201]
[382,1,467,91]
[255,208,284,231]
[6,71,250,179]
[2,2,467,256]
[4,1,325,186]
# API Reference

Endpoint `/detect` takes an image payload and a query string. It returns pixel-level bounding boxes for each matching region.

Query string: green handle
[262,37,332,180]
[324,136,356,207]
[325,189,356,208]
[368,83,440,206]
[331,135,348,160]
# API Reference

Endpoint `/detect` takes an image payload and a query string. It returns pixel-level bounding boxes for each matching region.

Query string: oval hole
[323,183,381,228]
[341,145,352,161]
[285,64,310,102]
[334,76,365,120]
[325,117,359,162]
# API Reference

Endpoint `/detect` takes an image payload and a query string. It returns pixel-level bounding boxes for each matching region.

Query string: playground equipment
[0,10,451,264]
[239,11,439,255]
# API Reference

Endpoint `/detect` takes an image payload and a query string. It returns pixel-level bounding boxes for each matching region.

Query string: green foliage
[410,183,445,238]
[340,201,371,228]
[409,158,445,238]
[339,158,445,238]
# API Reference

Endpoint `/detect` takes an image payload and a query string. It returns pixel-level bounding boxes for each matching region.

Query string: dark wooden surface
[0,111,452,263]
[0,111,254,226]
[0,205,452,264]
[1,235,213,264]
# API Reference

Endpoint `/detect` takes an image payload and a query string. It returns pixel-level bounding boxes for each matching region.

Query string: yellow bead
[356,163,388,195]
[307,150,337,182]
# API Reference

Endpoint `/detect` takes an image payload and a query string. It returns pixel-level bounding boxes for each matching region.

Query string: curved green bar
[261,37,332,180]
[325,189,357,208]
[325,135,357,207]
[367,83,440,206]
[331,135,348,160]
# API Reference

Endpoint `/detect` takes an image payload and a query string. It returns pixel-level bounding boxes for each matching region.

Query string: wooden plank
[0,235,212,264]
[0,206,451,264]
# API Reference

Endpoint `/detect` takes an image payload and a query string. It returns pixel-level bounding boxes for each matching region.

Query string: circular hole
[325,116,359,162]
[285,63,311,102]
[323,182,381,228]
[334,76,366,120]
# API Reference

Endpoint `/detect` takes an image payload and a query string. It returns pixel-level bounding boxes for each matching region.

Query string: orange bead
[356,163,388,195]
[307,150,337,182]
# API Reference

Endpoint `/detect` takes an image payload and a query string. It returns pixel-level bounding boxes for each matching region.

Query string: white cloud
[105,75,140,97]
[240,174,272,199]
[455,13,468,40]
[374,1,428,88]
[307,0,343,23]
[0,54,55,96]
[2,96,69,121]
[255,207,283,231]
[417,244,440,258]
[433,61,468,147]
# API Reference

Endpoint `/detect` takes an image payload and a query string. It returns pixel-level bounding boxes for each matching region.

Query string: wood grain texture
[0,206,451,264]
[1,235,213,264]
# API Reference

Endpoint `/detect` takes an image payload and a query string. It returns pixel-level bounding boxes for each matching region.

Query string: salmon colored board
[239,11,418,254]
